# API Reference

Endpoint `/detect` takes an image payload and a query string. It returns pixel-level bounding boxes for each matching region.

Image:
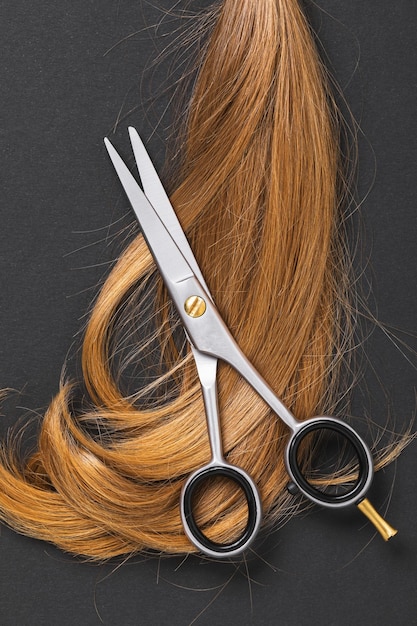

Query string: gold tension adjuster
[184,295,206,318]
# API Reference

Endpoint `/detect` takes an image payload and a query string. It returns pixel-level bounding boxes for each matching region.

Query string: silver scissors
[104,127,397,558]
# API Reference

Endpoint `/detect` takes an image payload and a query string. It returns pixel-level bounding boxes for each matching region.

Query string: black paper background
[0,2,416,624]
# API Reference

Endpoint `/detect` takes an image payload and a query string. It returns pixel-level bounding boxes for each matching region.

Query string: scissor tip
[128,126,139,140]
[104,137,116,154]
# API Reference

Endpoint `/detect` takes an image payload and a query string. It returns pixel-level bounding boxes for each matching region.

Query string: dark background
[0,1,416,624]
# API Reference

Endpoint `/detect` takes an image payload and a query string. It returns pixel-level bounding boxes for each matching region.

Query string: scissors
[104,127,397,558]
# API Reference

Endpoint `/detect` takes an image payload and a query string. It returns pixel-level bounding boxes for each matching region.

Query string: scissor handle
[181,463,262,558]
[285,417,374,507]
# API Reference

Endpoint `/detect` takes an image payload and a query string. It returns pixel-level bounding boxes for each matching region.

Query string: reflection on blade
[128,127,211,297]
[104,137,193,286]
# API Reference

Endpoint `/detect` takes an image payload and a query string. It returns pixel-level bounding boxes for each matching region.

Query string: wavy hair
[0,0,408,559]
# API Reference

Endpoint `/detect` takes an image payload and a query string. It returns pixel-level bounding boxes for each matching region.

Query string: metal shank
[180,348,262,557]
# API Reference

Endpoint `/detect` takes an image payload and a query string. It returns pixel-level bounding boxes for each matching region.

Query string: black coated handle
[181,464,261,557]
[286,418,373,506]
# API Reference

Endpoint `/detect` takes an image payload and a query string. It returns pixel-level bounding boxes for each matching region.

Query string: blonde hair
[0,0,407,559]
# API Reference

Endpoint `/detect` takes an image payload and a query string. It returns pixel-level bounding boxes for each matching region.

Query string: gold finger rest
[357,498,398,541]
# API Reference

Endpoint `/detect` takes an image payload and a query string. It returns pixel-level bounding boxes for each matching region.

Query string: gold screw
[184,295,206,318]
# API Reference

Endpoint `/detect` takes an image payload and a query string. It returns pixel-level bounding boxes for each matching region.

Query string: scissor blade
[128,127,211,297]
[104,137,194,285]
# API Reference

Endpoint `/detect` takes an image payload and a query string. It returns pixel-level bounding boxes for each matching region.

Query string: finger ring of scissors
[104,128,397,558]
[179,348,262,558]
